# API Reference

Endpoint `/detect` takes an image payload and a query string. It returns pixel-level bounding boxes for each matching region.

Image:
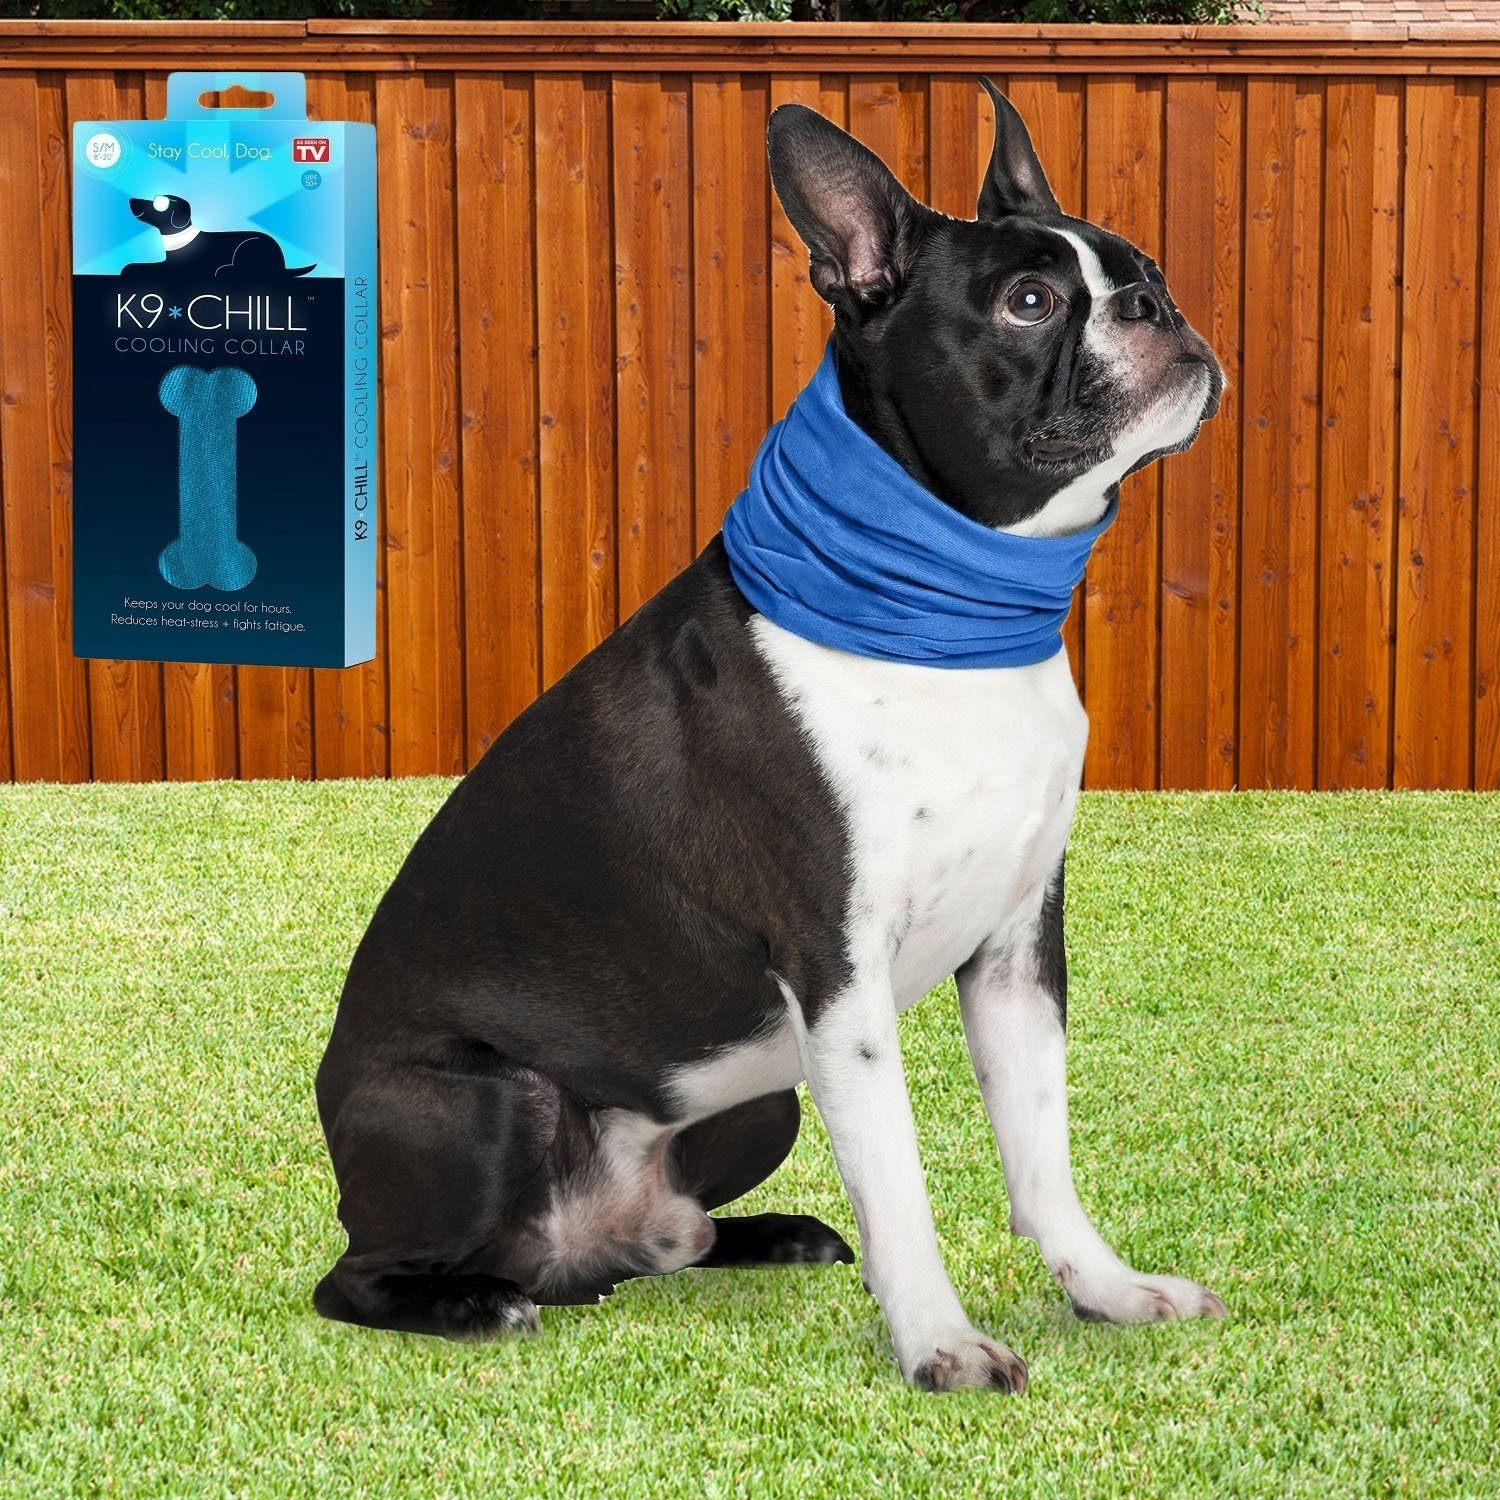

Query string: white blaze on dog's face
[766,79,1225,537]
[1000,224,1223,539]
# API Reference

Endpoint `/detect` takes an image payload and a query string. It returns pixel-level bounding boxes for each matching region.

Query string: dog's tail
[286,262,317,277]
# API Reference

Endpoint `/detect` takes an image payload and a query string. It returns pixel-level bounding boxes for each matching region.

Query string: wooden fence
[1,20,1497,788]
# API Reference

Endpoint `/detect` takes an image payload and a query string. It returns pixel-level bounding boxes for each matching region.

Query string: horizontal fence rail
[0,21,1496,788]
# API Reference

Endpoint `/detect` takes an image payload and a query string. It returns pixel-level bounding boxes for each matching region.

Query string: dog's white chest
[753,618,1087,1006]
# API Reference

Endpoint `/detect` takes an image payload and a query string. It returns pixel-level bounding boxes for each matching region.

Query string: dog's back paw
[693,1212,854,1268]
[314,1268,540,1341]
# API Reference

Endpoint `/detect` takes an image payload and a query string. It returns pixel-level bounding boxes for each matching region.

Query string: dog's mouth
[1170,337,1225,420]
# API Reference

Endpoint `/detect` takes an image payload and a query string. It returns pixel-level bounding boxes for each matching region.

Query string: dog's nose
[1113,284,1170,326]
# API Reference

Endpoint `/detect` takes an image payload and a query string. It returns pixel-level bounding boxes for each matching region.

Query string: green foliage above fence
[0,0,1260,24]
[661,0,1255,21]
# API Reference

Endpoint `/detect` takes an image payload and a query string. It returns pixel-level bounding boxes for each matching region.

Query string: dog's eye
[153,195,170,212]
[1002,280,1056,328]
[1144,264,1165,287]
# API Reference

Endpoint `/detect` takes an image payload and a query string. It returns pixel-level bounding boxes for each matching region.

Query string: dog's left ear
[977,79,1060,221]
[767,103,926,316]
[168,198,192,231]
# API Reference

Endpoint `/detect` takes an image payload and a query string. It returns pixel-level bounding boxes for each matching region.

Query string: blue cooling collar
[722,343,1116,669]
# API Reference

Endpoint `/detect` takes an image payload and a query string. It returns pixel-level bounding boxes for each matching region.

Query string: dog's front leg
[784,973,1027,1393]
[957,863,1226,1324]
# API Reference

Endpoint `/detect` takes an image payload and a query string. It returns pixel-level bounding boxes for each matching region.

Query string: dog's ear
[168,197,192,231]
[767,103,925,315]
[977,79,1060,221]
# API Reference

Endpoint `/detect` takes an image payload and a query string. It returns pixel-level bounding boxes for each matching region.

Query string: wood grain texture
[1082,75,1165,790]
[1395,79,1479,789]
[1160,76,1242,790]
[1004,75,1082,216]
[309,72,389,779]
[847,73,928,203]
[40,72,116,784]
[64,71,170,786]
[1477,81,1500,790]
[0,45,1493,787]
[1239,76,1324,789]
[65,72,166,782]
[1318,79,1400,789]
[454,72,540,763]
[926,74,981,220]
[612,74,694,622]
[0,73,91,782]
[376,72,465,775]
[237,666,311,779]
[534,73,616,686]
[691,74,770,545]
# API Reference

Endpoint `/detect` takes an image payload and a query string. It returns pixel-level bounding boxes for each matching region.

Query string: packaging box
[71,71,377,668]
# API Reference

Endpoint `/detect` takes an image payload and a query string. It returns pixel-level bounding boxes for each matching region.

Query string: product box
[71,71,377,667]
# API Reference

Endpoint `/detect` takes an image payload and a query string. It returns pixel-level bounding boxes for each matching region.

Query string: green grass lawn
[2,782,1497,1498]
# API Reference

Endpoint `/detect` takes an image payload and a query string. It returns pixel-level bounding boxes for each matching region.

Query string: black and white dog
[127,193,315,279]
[314,82,1225,1392]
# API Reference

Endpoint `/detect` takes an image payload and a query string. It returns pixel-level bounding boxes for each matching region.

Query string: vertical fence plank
[0,420,10,781]
[847,73,928,202]
[308,72,389,779]
[1396,80,1479,789]
[849,74,901,182]
[1005,75,1083,215]
[375,72,465,775]
[1478,82,1500,790]
[613,74,694,622]
[535,73,616,685]
[691,74,769,545]
[163,656,237,779]
[131,74,238,782]
[65,73,166,782]
[927,74,980,220]
[45,73,121,783]
[899,73,928,204]
[769,75,839,418]
[1239,77,1324,790]
[236,670,311,780]
[1159,76,1242,790]
[1007,76,1087,686]
[1083,75,1164,790]
[1318,79,1401,789]
[0,73,91,782]
[453,72,540,765]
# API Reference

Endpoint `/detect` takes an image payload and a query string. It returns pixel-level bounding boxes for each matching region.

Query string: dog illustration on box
[125,193,315,280]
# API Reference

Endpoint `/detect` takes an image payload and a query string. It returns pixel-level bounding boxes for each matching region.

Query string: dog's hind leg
[671,1090,854,1268]
[313,1044,573,1340]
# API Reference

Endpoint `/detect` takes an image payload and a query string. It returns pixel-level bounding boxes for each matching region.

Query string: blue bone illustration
[157,365,258,592]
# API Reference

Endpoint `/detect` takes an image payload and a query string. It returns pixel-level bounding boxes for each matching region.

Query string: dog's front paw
[906,1331,1028,1394]
[1060,1262,1226,1325]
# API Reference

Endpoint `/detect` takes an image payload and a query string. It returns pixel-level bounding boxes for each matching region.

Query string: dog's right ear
[977,79,1060,221]
[767,104,925,316]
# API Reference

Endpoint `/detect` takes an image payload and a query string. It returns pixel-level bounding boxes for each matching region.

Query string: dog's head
[768,80,1223,535]
[129,193,194,235]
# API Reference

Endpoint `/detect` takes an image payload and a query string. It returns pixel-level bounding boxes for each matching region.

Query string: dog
[313,80,1226,1392]
[126,193,315,279]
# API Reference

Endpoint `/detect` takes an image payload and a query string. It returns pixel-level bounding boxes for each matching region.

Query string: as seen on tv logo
[293,137,330,164]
